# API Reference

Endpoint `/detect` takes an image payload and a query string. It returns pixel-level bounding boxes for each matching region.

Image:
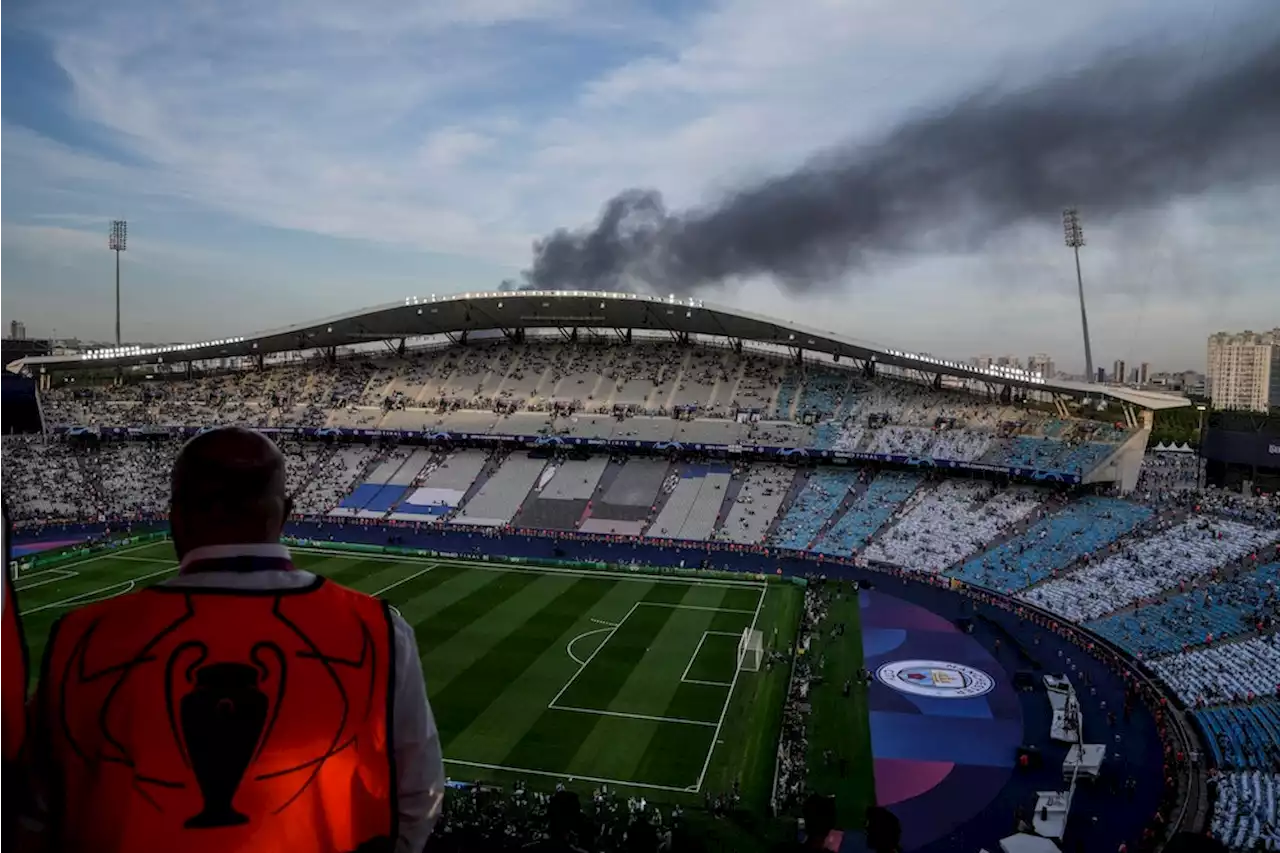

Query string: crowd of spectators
[427,783,680,852]
[1207,770,1280,851]
[773,585,830,813]
[34,340,1135,478]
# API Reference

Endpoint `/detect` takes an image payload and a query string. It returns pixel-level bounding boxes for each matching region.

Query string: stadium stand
[1151,635,1280,707]
[811,470,921,555]
[770,469,861,550]
[452,453,546,526]
[1207,771,1280,851]
[1084,559,1280,658]
[945,496,1154,592]
[863,480,1043,572]
[34,339,1137,481]
[1196,701,1280,772]
[1020,518,1280,622]
[716,464,793,545]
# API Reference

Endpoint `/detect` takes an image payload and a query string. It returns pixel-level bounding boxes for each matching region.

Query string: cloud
[3,0,1277,370]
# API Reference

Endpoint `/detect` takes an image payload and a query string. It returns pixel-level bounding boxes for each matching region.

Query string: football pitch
[15,540,802,802]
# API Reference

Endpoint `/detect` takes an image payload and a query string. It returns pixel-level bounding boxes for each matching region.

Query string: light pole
[1063,209,1094,384]
[109,220,127,346]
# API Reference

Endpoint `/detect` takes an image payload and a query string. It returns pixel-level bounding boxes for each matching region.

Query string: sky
[2,0,1277,375]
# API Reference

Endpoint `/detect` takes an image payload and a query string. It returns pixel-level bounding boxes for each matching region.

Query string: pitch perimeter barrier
[284,535,786,585]
[10,530,168,574]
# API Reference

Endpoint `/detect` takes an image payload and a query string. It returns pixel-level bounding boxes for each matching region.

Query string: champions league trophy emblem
[167,643,282,830]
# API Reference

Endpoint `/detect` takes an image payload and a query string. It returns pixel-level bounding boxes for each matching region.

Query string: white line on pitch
[635,602,756,614]
[443,758,694,793]
[15,569,78,592]
[547,602,638,708]
[680,633,711,683]
[694,584,767,793]
[705,630,743,637]
[111,556,178,565]
[548,704,717,727]
[286,547,767,588]
[20,565,179,616]
[565,627,614,666]
[15,539,165,580]
[371,565,435,597]
[589,617,618,627]
[683,679,733,688]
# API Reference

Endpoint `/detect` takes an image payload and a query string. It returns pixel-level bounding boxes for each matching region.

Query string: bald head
[170,427,291,559]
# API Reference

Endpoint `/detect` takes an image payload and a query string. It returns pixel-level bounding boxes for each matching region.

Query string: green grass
[14,539,801,805]
[804,583,876,828]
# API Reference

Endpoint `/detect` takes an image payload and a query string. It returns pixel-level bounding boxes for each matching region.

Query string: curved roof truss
[13,290,1190,410]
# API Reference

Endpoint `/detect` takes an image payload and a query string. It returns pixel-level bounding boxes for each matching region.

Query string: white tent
[1174,442,1195,453]
[1000,833,1061,853]
[1153,442,1171,452]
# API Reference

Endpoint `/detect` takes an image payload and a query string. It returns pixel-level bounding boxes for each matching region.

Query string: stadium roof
[13,290,1190,410]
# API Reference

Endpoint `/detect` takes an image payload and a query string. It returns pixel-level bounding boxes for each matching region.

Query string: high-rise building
[8,320,26,340]
[1139,362,1150,385]
[972,354,994,370]
[1206,329,1280,412]
[1027,353,1054,379]
[1112,359,1126,384]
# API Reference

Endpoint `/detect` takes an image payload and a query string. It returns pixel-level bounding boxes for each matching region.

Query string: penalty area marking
[15,568,79,592]
[547,602,639,708]
[370,565,436,597]
[635,601,756,615]
[565,626,614,666]
[693,584,768,792]
[443,758,695,793]
[20,564,179,616]
[679,631,734,688]
[547,704,717,727]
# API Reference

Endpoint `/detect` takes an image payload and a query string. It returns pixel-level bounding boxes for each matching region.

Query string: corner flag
[0,491,27,763]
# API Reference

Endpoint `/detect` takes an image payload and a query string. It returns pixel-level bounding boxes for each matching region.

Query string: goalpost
[738,627,764,672]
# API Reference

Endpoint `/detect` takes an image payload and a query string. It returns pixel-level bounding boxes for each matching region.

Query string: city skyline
[3,0,1278,371]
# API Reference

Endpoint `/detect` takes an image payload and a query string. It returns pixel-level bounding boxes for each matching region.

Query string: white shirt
[169,544,444,852]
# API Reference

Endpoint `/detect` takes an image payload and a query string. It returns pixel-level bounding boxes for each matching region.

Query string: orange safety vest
[40,577,396,853]
[2,507,28,764]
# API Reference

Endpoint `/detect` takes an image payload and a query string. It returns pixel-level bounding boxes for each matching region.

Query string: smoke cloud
[524,30,1280,295]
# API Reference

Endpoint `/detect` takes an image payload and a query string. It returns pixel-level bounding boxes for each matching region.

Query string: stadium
[4,290,1278,853]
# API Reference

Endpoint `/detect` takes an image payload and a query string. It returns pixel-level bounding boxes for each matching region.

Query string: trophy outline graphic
[164,640,287,829]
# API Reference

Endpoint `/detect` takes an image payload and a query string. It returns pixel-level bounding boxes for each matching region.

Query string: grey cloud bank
[524,28,1280,296]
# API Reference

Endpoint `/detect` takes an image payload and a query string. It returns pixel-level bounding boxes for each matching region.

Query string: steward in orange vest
[38,574,396,853]
[3,503,31,851]
[31,427,414,853]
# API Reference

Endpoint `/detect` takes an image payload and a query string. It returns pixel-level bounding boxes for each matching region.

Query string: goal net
[738,628,764,672]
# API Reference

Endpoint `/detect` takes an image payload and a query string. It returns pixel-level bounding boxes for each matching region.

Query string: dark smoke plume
[524,29,1280,295]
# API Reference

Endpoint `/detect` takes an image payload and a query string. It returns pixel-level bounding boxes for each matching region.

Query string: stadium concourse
[5,339,1280,853]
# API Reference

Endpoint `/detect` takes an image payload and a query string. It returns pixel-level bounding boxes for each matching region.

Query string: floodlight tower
[109,220,127,346]
[1062,208,1094,384]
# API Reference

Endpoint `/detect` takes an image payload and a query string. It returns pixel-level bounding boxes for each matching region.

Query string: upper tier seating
[1020,518,1280,622]
[946,497,1153,593]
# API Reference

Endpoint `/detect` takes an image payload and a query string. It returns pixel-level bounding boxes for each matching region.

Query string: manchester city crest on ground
[876,659,995,698]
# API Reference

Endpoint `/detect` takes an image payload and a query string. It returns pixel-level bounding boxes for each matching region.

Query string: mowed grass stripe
[412,570,541,654]
[568,584,734,786]
[442,579,653,765]
[20,554,180,668]
[431,576,620,744]
[501,585,686,776]
[302,557,431,595]
[424,574,585,695]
